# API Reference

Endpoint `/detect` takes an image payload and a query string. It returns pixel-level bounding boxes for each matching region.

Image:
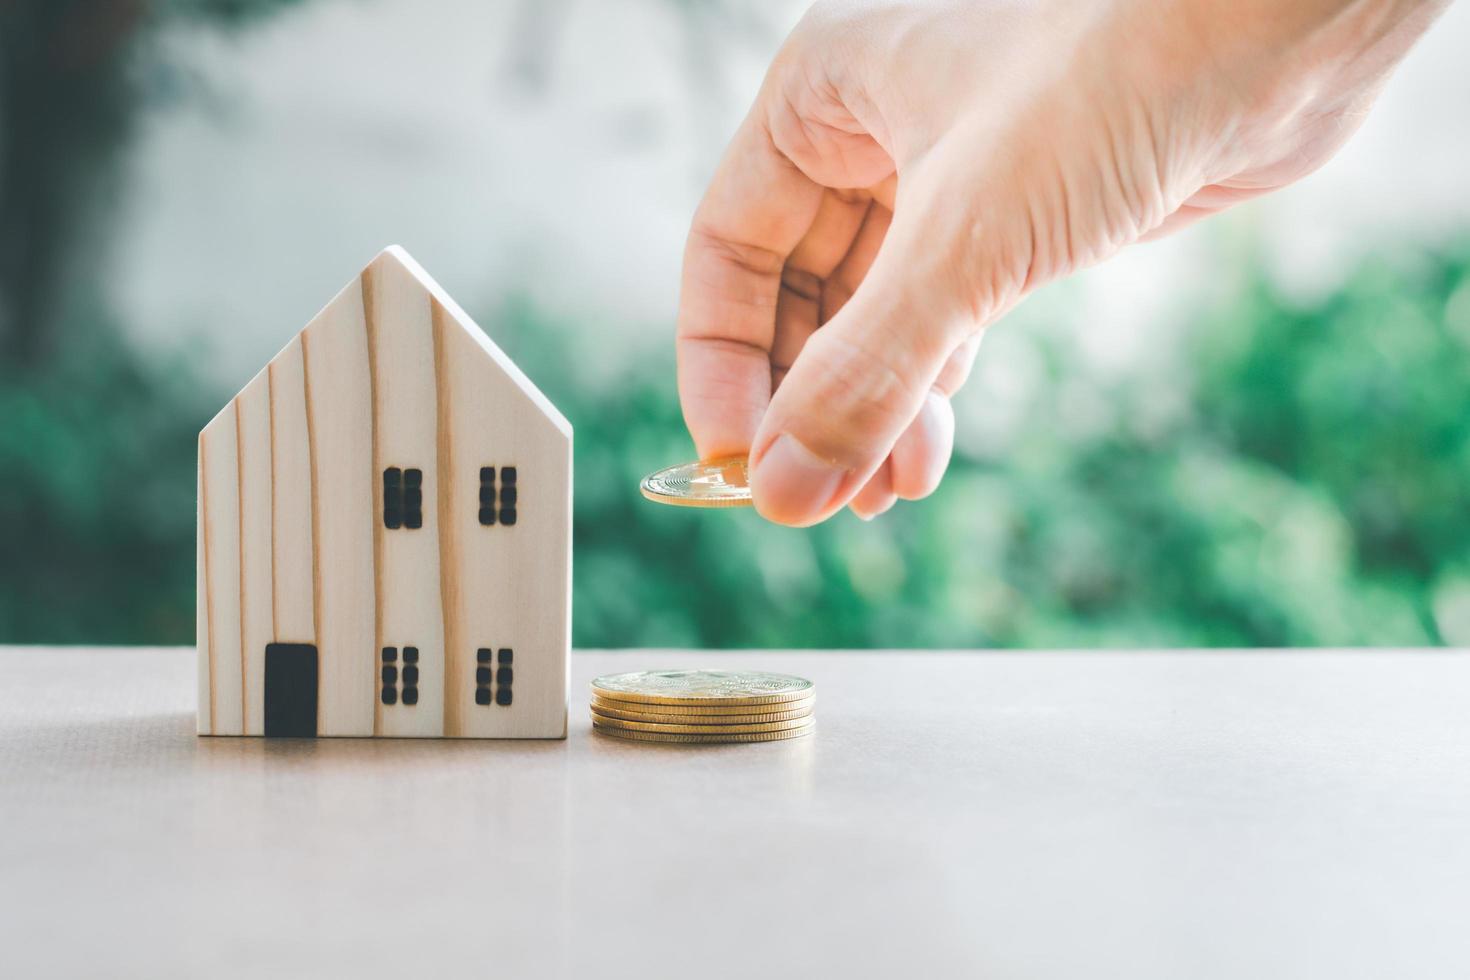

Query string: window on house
[381,646,420,705]
[475,647,513,706]
[383,468,423,529]
[402,646,419,705]
[478,466,517,527]
[478,468,495,526]
[499,467,517,525]
[381,647,397,705]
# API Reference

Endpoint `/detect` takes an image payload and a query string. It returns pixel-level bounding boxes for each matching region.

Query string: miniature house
[197,247,570,738]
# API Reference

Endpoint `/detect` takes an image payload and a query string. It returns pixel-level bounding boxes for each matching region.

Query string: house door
[264,643,318,737]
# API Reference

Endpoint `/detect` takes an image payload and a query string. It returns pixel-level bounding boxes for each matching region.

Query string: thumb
[748,199,977,526]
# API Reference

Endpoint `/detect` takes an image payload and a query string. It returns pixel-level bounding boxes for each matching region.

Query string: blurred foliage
[0,0,306,642]
[2,0,1468,649]
[0,313,212,643]
[512,241,1470,649]
[0,0,307,365]
[3,242,1468,647]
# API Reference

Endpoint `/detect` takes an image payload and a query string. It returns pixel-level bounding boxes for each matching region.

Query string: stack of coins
[590,669,814,743]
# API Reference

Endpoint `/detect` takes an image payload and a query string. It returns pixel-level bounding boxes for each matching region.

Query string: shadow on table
[8,708,568,780]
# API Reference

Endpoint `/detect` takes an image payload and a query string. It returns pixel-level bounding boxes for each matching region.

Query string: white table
[3,646,1468,979]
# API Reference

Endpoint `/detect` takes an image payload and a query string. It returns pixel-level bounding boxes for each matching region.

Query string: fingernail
[750,434,847,526]
[851,495,895,522]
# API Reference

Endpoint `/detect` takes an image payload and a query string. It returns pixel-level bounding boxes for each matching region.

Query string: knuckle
[779,266,823,306]
[687,227,785,281]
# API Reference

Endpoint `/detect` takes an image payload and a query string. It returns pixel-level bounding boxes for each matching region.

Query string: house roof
[203,246,571,439]
[379,246,571,439]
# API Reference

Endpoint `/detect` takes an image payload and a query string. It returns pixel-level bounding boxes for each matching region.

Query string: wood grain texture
[366,266,384,738]
[366,254,446,738]
[200,402,243,735]
[301,280,377,737]
[268,339,316,644]
[236,373,274,735]
[431,301,463,737]
[435,297,571,738]
[196,452,210,735]
[197,246,569,738]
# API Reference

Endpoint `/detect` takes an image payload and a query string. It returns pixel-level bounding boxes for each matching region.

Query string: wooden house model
[197,247,571,738]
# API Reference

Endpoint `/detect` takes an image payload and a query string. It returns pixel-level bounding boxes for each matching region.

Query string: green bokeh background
[3,1,1467,648]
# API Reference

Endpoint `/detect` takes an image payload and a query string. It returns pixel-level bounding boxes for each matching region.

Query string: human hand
[675,0,1445,525]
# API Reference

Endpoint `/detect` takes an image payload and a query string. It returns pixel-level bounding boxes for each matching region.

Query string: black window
[383,468,423,529]
[402,646,419,704]
[380,646,420,706]
[478,468,495,526]
[479,466,517,526]
[499,467,517,525]
[381,647,398,705]
[475,647,513,706]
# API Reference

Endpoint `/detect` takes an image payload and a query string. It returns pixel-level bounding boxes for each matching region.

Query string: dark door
[264,643,318,737]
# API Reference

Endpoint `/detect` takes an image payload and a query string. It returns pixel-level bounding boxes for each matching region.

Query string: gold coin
[640,456,752,508]
[592,721,815,744]
[590,693,814,716]
[589,700,814,724]
[590,692,813,716]
[591,669,814,706]
[589,711,814,735]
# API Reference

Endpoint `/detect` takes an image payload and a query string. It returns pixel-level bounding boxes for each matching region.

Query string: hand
[675,0,1445,525]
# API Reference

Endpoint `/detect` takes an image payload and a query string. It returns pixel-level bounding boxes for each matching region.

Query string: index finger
[676,107,823,459]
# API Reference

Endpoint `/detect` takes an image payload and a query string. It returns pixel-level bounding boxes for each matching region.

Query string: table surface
[3,646,1468,979]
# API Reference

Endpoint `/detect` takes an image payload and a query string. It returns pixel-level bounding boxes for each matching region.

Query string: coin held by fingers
[639,456,752,508]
